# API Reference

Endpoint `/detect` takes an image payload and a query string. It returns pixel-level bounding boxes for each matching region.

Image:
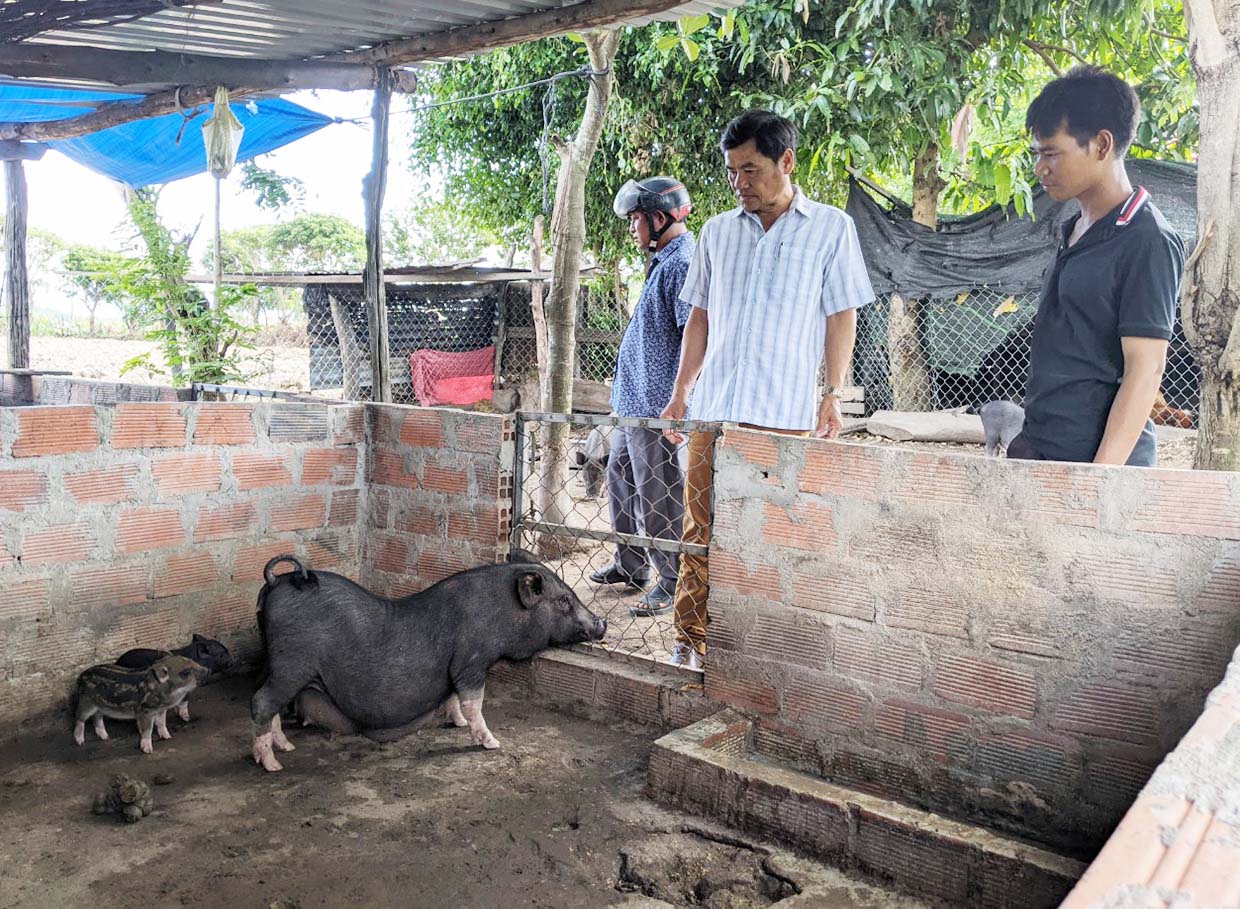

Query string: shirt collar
[733,185,811,223]
[651,230,692,265]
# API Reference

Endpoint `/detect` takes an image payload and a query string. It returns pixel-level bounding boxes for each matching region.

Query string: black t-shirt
[1022,187,1185,466]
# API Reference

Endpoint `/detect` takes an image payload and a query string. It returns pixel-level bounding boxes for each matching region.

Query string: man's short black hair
[1025,65,1141,156]
[720,110,798,163]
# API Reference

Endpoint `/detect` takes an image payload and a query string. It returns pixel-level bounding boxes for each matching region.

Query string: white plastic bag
[201,86,244,178]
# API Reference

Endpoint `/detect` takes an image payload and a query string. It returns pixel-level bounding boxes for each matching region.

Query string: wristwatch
[823,385,841,399]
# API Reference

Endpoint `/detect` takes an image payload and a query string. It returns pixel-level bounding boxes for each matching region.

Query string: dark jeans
[605,426,685,596]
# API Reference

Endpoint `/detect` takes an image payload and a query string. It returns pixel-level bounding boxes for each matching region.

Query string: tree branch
[1180,0,1227,70]
[1023,39,1091,70]
[1022,39,1062,76]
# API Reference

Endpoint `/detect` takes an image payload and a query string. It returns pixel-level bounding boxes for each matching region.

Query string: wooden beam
[0,84,245,141]
[4,160,30,369]
[362,67,393,404]
[0,0,203,43]
[0,43,411,94]
[332,0,692,66]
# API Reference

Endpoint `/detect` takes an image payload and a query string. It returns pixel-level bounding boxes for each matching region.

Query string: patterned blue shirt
[610,232,696,418]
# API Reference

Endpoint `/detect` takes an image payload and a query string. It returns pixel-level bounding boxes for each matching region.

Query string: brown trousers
[673,425,809,655]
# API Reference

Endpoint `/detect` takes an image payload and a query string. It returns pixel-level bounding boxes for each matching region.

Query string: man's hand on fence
[814,396,844,440]
[661,398,688,443]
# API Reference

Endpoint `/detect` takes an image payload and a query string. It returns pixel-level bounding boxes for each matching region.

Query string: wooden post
[529,214,549,407]
[362,66,393,403]
[4,159,30,369]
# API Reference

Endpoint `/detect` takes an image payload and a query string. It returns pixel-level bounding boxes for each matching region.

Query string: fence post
[363,67,392,403]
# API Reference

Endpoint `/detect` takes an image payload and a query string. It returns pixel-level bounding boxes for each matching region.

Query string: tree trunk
[328,290,364,401]
[536,30,621,550]
[529,214,549,402]
[1181,0,1240,470]
[887,144,941,411]
[4,159,30,369]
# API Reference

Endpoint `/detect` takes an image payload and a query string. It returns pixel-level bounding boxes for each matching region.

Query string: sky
[23,89,425,264]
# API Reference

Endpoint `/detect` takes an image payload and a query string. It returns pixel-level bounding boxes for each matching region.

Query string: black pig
[250,551,606,772]
[114,634,233,721]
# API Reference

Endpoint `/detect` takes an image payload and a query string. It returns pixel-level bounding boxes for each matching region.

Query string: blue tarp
[0,82,334,187]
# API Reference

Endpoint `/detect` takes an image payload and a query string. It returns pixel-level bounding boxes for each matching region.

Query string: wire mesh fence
[510,412,718,665]
[854,289,1201,426]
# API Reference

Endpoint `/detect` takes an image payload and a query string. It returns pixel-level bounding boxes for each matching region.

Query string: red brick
[0,470,49,510]
[331,405,366,445]
[152,453,222,496]
[0,540,13,569]
[110,403,187,449]
[6,625,96,675]
[63,464,136,505]
[886,584,969,639]
[1196,550,1240,611]
[893,454,976,508]
[328,489,360,527]
[1069,550,1179,605]
[974,727,1076,791]
[791,566,876,621]
[231,453,293,490]
[195,502,257,542]
[1025,465,1101,528]
[233,541,297,583]
[762,502,838,552]
[370,450,418,489]
[726,431,780,470]
[68,563,148,610]
[304,535,355,574]
[447,506,500,544]
[423,463,468,494]
[154,552,220,599]
[706,672,778,715]
[743,609,830,669]
[199,588,255,636]
[875,699,971,765]
[372,536,411,575]
[752,719,819,768]
[301,448,359,485]
[192,404,256,445]
[453,418,503,453]
[21,522,95,565]
[1113,613,1237,678]
[784,676,867,731]
[473,457,503,499]
[13,406,98,457]
[117,507,186,554]
[594,673,662,721]
[532,656,596,706]
[1052,683,1160,745]
[97,607,183,656]
[399,410,443,448]
[834,626,923,690]
[416,548,479,583]
[369,406,402,444]
[852,808,972,904]
[988,619,1062,659]
[850,520,940,565]
[801,442,880,499]
[0,578,51,622]
[269,494,328,532]
[706,603,742,652]
[397,504,442,537]
[933,654,1037,719]
[1084,749,1158,808]
[1131,472,1240,539]
[709,549,782,602]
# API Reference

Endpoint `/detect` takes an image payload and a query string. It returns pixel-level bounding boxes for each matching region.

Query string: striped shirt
[679,187,875,430]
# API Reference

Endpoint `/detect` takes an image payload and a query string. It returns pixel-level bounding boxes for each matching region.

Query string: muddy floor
[0,674,924,909]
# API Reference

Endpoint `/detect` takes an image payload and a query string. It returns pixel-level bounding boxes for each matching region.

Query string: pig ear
[152,664,170,683]
[192,633,206,642]
[516,570,545,609]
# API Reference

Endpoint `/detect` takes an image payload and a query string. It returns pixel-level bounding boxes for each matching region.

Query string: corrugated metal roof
[27,0,745,61]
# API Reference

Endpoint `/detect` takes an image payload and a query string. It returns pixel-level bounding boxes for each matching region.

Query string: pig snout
[577,605,607,643]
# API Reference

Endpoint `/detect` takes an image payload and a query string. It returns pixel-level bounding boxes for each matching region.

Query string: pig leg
[178,699,191,722]
[270,714,295,753]
[73,704,97,746]
[251,667,315,772]
[137,714,156,754]
[92,715,108,741]
[445,693,468,728]
[295,688,360,735]
[457,686,500,750]
[155,710,172,740]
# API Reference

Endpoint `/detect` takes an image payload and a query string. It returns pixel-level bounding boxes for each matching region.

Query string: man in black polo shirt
[1011,66,1185,467]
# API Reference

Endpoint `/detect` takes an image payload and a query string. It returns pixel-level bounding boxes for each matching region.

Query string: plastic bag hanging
[201,86,244,178]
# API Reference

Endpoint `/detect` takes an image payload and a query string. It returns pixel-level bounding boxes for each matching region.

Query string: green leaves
[678,14,711,35]
[994,163,1013,207]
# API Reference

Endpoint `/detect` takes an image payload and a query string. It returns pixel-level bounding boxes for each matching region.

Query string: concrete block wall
[0,372,180,407]
[0,400,366,727]
[707,428,1240,854]
[360,403,513,597]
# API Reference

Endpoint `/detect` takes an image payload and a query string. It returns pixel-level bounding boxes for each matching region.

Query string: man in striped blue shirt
[661,110,875,670]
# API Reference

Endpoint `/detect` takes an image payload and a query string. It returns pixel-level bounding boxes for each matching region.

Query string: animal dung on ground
[92,774,154,824]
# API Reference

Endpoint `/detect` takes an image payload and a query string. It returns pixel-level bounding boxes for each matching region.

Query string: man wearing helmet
[588,176,696,617]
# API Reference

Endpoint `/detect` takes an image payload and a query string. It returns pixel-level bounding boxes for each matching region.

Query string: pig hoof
[252,734,284,772]
[452,715,469,729]
[274,738,296,753]
[73,732,84,746]
[158,728,172,741]
[178,704,190,722]
[141,740,153,755]
[97,728,109,742]
[480,734,501,750]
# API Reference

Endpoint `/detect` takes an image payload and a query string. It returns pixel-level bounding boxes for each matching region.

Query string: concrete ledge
[647,711,1086,908]
[489,649,718,732]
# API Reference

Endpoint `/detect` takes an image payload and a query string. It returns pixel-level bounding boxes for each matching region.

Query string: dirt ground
[0,674,923,909]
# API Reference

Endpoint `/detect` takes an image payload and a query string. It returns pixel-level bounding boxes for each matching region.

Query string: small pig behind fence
[250,550,607,772]
[114,634,233,721]
[74,656,210,754]
[975,400,1026,458]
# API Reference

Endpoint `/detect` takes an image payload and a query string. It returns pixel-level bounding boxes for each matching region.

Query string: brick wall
[0,400,366,727]
[360,404,513,597]
[708,429,1240,854]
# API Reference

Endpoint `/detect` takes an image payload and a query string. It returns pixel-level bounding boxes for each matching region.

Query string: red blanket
[409,345,495,407]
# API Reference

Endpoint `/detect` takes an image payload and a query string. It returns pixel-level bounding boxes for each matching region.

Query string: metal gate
[510,411,720,665]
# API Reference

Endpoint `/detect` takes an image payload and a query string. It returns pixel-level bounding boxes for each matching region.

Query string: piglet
[74,656,210,754]
[977,400,1025,458]
[114,634,233,721]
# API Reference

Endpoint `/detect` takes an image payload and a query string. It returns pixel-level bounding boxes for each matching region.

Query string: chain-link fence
[510,412,718,665]
[855,289,1201,426]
